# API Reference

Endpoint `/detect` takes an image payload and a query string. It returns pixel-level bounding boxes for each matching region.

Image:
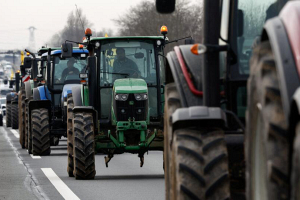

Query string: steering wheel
[118,68,140,78]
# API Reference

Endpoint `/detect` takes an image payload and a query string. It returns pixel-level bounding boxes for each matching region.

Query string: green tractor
[62,30,166,179]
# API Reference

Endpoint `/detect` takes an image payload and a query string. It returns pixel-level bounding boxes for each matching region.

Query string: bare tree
[48,8,92,47]
[114,0,203,52]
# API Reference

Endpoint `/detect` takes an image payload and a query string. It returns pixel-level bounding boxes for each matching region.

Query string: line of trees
[48,0,203,49]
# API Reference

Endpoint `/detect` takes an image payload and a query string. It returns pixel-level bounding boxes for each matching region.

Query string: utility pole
[28,26,36,52]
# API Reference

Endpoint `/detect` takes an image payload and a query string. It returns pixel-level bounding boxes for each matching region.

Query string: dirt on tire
[11,103,18,129]
[171,128,230,200]
[67,94,74,177]
[19,87,26,148]
[246,41,289,199]
[73,112,96,180]
[31,108,51,155]
[6,104,11,127]
[164,83,181,200]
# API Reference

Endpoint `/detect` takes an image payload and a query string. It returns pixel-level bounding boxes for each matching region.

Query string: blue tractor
[28,48,88,157]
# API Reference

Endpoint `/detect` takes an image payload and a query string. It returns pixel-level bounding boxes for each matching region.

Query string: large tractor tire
[0,114,3,126]
[31,108,51,155]
[164,83,230,199]
[6,102,11,128]
[73,112,95,180]
[246,41,289,199]
[291,122,300,200]
[67,94,74,177]
[11,103,18,129]
[164,83,181,199]
[24,101,29,149]
[171,128,230,200]
[19,87,26,148]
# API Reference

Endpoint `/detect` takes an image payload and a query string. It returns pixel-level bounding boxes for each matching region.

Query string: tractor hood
[114,78,147,94]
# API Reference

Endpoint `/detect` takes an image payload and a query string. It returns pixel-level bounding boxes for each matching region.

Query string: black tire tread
[19,87,26,148]
[164,83,182,200]
[246,41,289,199]
[172,128,230,200]
[31,108,51,155]
[11,103,18,129]
[73,112,95,180]
[67,94,74,177]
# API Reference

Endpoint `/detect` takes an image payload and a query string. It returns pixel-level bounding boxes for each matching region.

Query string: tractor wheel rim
[252,110,267,200]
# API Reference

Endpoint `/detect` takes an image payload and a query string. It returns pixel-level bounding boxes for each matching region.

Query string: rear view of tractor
[62,30,166,179]
[157,0,300,199]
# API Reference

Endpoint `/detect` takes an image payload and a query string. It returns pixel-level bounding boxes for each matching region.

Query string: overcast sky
[0,0,152,51]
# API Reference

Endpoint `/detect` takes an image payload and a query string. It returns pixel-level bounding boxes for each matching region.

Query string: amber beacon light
[160,25,168,35]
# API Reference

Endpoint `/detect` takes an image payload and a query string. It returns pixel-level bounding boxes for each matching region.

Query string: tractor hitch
[105,154,114,167]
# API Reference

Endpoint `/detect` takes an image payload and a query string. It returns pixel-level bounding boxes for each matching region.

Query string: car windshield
[99,39,157,86]
[0,99,5,104]
[53,54,87,84]
[236,0,288,74]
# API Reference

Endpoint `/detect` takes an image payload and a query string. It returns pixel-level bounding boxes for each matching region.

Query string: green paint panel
[83,86,89,106]
[114,78,147,94]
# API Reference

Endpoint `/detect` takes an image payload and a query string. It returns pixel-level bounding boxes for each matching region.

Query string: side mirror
[23,57,32,68]
[156,0,176,13]
[61,43,73,58]
[134,52,144,59]
[238,9,244,37]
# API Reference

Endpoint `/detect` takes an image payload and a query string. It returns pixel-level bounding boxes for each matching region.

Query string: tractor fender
[166,45,203,107]
[261,17,300,123]
[11,92,18,104]
[37,85,51,100]
[61,84,80,106]
[280,1,300,78]
[171,106,227,131]
[6,93,12,104]
[73,106,98,132]
[72,85,83,106]
[33,88,40,100]
[25,80,32,99]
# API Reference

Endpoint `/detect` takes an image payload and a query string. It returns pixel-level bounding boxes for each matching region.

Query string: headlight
[115,94,128,101]
[134,93,148,101]
[135,94,142,100]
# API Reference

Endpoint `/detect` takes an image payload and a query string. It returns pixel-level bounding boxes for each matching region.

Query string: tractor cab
[93,37,165,125]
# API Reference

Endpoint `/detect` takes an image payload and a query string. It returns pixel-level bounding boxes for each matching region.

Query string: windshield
[1,89,11,96]
[0,99,5,104]
[53,54,87,84]
[99,39,157,86]
[237,0,288,74]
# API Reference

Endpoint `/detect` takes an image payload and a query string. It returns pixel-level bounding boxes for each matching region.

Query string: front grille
[115,94,147,121]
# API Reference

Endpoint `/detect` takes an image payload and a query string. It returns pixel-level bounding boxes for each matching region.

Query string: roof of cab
[90,36,164,42]
[41,49,88,57]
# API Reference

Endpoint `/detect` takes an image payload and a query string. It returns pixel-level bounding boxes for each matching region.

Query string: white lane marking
[30,154,41,159]
[11,129,20,138]
[41,168,80,200]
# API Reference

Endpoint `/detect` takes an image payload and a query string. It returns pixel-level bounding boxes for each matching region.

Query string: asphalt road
[0,124,165,200]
